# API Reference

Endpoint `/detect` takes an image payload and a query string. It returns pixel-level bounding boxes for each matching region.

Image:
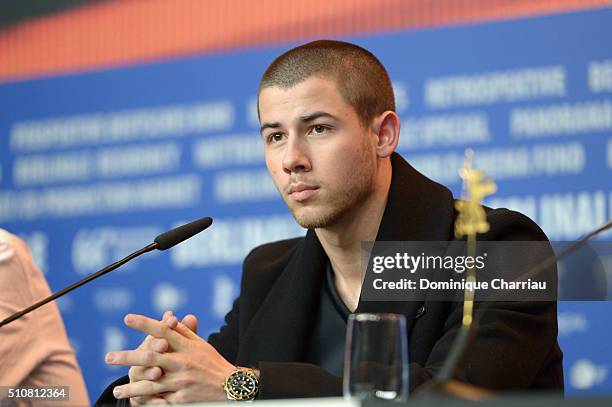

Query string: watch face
[229,372,257,399]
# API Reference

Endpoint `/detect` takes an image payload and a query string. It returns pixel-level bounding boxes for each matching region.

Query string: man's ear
[372,111,400,158]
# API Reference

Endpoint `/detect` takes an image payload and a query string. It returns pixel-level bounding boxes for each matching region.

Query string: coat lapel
[238,228,327,365]
[356,153,455,332]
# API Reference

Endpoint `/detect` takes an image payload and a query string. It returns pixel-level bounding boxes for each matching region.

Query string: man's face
[258,76,377,229]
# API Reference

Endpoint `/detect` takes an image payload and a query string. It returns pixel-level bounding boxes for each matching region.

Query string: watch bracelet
[223,367,259,401]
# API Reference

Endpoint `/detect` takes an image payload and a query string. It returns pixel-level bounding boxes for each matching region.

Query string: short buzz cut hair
[259,40,395,127]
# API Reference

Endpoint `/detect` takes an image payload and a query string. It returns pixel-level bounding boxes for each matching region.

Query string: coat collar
[238,153,455,364]
[376,153,455,242]
[355,153,455,321]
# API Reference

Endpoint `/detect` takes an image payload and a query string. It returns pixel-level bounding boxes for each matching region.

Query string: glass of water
[343,313,409,401]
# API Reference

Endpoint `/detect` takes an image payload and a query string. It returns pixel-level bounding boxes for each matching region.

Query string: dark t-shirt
[306,261,351,377]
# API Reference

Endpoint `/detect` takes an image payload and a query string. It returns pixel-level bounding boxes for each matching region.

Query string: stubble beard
[289,145,377,230]
[291,181,374,229]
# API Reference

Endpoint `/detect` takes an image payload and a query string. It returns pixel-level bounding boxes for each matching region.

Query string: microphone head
[154,216,213,250]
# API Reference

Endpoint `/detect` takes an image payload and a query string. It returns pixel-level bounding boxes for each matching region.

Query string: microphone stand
[1,214,213,328]
[0,242,159,328]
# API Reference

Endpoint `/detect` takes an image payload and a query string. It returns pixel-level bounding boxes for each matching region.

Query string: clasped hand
[105,311,235,405]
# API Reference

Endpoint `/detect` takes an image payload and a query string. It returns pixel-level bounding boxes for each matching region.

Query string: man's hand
[106,313,236,404]
[122,311,198,406]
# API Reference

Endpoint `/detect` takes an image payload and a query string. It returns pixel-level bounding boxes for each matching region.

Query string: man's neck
[315,160,392,311]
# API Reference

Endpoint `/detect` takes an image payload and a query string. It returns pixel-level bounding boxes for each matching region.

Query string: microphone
[0,216,213,328]
[155,216,212,250]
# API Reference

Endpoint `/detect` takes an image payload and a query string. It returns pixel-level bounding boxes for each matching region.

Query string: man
[0,229,90,406]
[97,40,563,405]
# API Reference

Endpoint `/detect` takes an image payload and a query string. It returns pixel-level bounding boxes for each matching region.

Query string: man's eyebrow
[300,112,338,122]
[260,122,281,133]
[259,112,338,133]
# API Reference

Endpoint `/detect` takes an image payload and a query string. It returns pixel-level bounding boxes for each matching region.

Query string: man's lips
[287,184,319,202]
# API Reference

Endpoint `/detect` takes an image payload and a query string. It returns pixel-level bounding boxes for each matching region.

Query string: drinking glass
[343,313,409,401]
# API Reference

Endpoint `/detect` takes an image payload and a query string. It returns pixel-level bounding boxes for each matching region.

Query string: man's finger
[113,380,173,400]
[161,314,199,340]
[124,314,186,349]
[129,365,163,381]
[170,319,200,340]
[142,397,169,405]
[106,349,181,370]
[135,311,173,351]
[126,310,175,400]
[181,314,198,334]
[129,337,166,387]
[150,337,169,353]
[130,395,167,406]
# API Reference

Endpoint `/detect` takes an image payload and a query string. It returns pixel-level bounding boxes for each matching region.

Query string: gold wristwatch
[222,367,260,401]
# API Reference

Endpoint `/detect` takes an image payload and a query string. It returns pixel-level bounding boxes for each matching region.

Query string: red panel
[0,0,610,83]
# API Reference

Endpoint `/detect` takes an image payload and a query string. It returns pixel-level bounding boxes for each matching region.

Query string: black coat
[96,153,563,405]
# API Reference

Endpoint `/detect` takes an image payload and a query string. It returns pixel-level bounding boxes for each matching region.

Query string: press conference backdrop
[1,7,611,400]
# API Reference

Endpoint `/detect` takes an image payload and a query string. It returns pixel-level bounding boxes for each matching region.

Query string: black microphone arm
[0,216,213,328]
[417,218,612,397]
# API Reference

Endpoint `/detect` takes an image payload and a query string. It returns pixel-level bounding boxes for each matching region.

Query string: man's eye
[311,125,328,134]
[267,133,284,144]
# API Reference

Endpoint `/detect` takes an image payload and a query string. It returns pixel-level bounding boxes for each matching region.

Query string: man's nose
[282,136,311,174]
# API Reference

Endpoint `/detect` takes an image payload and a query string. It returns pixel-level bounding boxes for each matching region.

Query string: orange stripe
[0,0,610,83]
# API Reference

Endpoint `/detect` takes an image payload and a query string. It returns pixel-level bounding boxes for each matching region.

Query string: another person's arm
[0,230,90,405]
